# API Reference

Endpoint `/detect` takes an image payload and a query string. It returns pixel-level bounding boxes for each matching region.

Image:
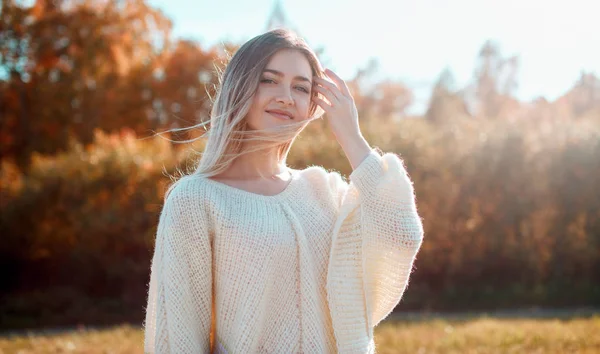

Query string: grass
[1,315,598,353]
[374,315,600,353]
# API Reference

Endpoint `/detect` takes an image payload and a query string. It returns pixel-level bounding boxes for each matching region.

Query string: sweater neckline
[201,168,300,202]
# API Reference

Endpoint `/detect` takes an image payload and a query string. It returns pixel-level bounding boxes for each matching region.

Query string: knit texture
[143,149,424,353]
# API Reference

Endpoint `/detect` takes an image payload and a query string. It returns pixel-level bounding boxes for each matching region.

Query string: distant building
[265,0,296,32]
[264,1,327,64]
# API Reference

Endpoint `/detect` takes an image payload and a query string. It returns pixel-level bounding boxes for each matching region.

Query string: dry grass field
[1,314,598,353]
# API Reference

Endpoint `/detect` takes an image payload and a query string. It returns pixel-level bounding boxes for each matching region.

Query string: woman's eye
[260,79,309,93]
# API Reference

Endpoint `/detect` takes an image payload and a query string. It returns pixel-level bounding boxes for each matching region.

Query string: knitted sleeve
[326,149,424,351]
[143,179,213,353]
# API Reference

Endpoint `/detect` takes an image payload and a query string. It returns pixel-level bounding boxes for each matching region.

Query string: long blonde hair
[160,28,326,195]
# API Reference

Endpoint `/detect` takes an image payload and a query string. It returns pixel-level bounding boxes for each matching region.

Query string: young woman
[143,28,424,354]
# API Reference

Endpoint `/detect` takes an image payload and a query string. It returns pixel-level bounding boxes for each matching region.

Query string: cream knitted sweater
[143,149,424,353]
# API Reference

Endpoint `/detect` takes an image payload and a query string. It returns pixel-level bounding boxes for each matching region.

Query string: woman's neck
[219,149,288,180]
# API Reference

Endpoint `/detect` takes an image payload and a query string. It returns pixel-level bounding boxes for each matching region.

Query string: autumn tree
[562,71,600,119]
[0,0,173,169]
[151,40,225,142]
[466,40,520,119]
[426,67,470,124]
[346,58,413,121]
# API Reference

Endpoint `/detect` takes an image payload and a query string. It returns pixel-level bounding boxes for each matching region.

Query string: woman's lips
[267,111,292,120]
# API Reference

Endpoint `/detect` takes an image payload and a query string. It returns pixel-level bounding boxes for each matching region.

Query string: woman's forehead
[265,50,312,77]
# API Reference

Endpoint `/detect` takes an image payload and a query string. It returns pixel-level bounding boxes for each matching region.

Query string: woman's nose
[276,89,294,105]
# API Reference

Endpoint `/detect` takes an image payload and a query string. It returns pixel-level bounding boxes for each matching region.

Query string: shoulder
[164,175,202,205]
[159,175,214,236]
[294,164,349,202]
[161,174,214,217]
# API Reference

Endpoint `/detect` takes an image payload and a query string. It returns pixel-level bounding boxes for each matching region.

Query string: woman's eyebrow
[263,69,312,84]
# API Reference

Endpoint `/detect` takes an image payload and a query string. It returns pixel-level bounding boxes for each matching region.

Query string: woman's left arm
[337,128,424,328]
[349,148,424,326]
[325,148,424,352]
[316,69,424,350]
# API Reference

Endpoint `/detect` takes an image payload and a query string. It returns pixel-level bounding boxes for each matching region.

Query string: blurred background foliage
[1,0,599,330]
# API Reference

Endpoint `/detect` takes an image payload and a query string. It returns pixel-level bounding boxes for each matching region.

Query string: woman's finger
[313,84,338,106]
[324,69,352,98]
[314,77,341,101]
[312,94,332,112]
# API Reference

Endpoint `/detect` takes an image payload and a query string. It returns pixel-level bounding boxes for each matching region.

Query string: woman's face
[245,49,313,131]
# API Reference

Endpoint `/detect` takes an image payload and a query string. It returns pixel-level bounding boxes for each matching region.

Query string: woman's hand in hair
[312,68,371,170]
[313,69,362,142]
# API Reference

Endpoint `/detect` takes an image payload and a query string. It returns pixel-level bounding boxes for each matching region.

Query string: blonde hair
[159,28,326,195]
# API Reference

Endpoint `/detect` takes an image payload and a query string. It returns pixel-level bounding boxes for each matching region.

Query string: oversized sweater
[143,149,424,353]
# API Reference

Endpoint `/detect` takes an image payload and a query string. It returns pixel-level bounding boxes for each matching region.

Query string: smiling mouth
[267,111,293,120]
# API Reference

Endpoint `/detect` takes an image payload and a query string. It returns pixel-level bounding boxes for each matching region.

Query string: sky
[149,0,600,114]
